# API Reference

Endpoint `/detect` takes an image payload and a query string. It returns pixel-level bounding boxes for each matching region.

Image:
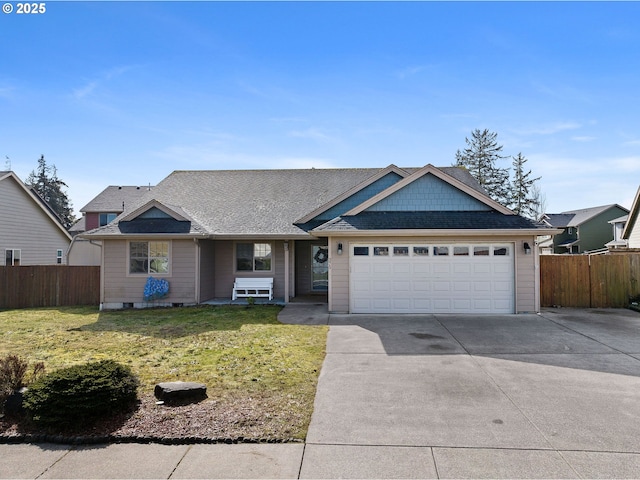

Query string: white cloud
[571,136,596,142]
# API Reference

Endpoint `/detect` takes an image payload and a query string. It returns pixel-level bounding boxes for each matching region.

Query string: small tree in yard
[509,152,541,218]
[26,155,76,229]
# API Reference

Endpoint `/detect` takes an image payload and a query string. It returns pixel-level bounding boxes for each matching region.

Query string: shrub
[0,355,28,399]
[23,359,139,428]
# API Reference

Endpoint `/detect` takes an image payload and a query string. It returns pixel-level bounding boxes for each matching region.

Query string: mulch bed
[0,394,305,445]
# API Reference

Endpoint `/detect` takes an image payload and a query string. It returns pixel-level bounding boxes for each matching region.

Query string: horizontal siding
[0,175,70,265]
[102,239,196,307]
[214,240,286,299]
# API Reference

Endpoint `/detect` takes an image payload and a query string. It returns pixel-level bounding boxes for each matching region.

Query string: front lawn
[0,305,328,441]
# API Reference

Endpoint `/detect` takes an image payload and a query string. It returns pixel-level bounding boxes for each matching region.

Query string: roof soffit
[344,164,514,216]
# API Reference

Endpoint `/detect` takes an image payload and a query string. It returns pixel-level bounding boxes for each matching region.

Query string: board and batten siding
[0,175,70,265]
[101,239,197,308]
[327,235,539,314]
[213,240,286,300]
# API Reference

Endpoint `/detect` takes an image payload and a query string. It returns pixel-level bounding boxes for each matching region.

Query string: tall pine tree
[509,153,541,218]
[26,155,76,229]
[454,129,510,205]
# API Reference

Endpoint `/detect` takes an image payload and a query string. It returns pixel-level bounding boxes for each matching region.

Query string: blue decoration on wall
[143,277,170,301]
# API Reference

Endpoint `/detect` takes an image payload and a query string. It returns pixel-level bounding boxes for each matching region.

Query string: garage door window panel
[413,246,429,256]
[434,246,449,256]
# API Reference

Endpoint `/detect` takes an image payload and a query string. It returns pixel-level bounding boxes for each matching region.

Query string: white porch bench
[232,277,274,301]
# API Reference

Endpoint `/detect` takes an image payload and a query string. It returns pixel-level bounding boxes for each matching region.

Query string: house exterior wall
[212,240,286,300]
[552,228,578,254]
[629,222,640,248]
[85,213,100,231]
[67,238,102,266]
[579,207,629,252]
[198,239,216,302]
[327,234,539,314]
[0,175,70,265]
[101,238,197,308]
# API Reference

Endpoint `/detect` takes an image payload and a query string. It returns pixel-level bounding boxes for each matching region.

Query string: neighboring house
[622,186,640,249]
[539,204,630,254]
[82,164,559,314]
[605,215,628,250]
[68,185,153,265]
[0,171,72,265]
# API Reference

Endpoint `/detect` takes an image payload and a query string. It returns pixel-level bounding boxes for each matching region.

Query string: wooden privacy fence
[0,266,100,309]
[540,254,640,308]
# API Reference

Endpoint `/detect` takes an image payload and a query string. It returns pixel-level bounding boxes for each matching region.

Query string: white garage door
[350,243,514,314]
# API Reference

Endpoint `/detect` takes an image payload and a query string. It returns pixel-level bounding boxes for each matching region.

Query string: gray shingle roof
[80,185,154,213]
[544,205,629,228]
[84,166,501,237]
[313,211,546,232]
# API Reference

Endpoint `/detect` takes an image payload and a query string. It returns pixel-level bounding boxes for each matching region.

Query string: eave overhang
[311,228,563,237]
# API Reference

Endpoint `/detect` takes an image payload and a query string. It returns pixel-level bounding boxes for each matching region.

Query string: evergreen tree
[509,152,541,218]
[26,155,76,229]
[454,129,510,205]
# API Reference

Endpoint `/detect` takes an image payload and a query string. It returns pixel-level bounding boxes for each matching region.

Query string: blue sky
[2,1,639,217]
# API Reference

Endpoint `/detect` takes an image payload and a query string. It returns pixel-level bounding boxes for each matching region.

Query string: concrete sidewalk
[3,306,640,479]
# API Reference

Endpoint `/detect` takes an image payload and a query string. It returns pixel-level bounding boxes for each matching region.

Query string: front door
[311,245,329,291]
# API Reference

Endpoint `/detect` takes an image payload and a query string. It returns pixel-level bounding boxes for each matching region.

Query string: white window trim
[127,240,172,277]
[5,248,21,266]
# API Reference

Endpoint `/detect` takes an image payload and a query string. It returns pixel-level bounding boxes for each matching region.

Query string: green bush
[23,359,139,428]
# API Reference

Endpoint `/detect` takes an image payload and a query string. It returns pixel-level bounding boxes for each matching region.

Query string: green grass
[0,305,328,438]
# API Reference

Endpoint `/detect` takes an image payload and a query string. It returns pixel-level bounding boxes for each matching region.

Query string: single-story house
[623,186,640,249]
[82,164,559,314]
[538,204,630,254]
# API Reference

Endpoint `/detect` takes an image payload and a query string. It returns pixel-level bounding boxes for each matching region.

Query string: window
[236,243,272,272]
[494,246,509,256]
[353,246,369,256]
[393,246,409,256]
[413,246,429,256]
[99,213,118,226]
[56,249,63,264]
[129,241,169,274]
[374,246,389,256]
[473,246,490,256]
[5,249,20,266]
[453,246,469,256]
[433,246,449,256]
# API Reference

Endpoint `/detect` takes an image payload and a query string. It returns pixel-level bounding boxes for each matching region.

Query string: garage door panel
[373,264,391,274]
[433,264,451,274]
[350,244,514,314]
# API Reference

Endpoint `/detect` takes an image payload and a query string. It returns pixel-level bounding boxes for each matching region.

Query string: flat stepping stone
[154,381,207,404]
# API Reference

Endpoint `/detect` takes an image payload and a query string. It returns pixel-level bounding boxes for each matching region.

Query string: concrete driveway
[292,307,640,479]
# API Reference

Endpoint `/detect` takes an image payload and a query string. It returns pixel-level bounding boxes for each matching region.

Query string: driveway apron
[304,309,640,478]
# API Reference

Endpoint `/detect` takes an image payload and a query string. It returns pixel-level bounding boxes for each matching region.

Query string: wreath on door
[314,247,329,264]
